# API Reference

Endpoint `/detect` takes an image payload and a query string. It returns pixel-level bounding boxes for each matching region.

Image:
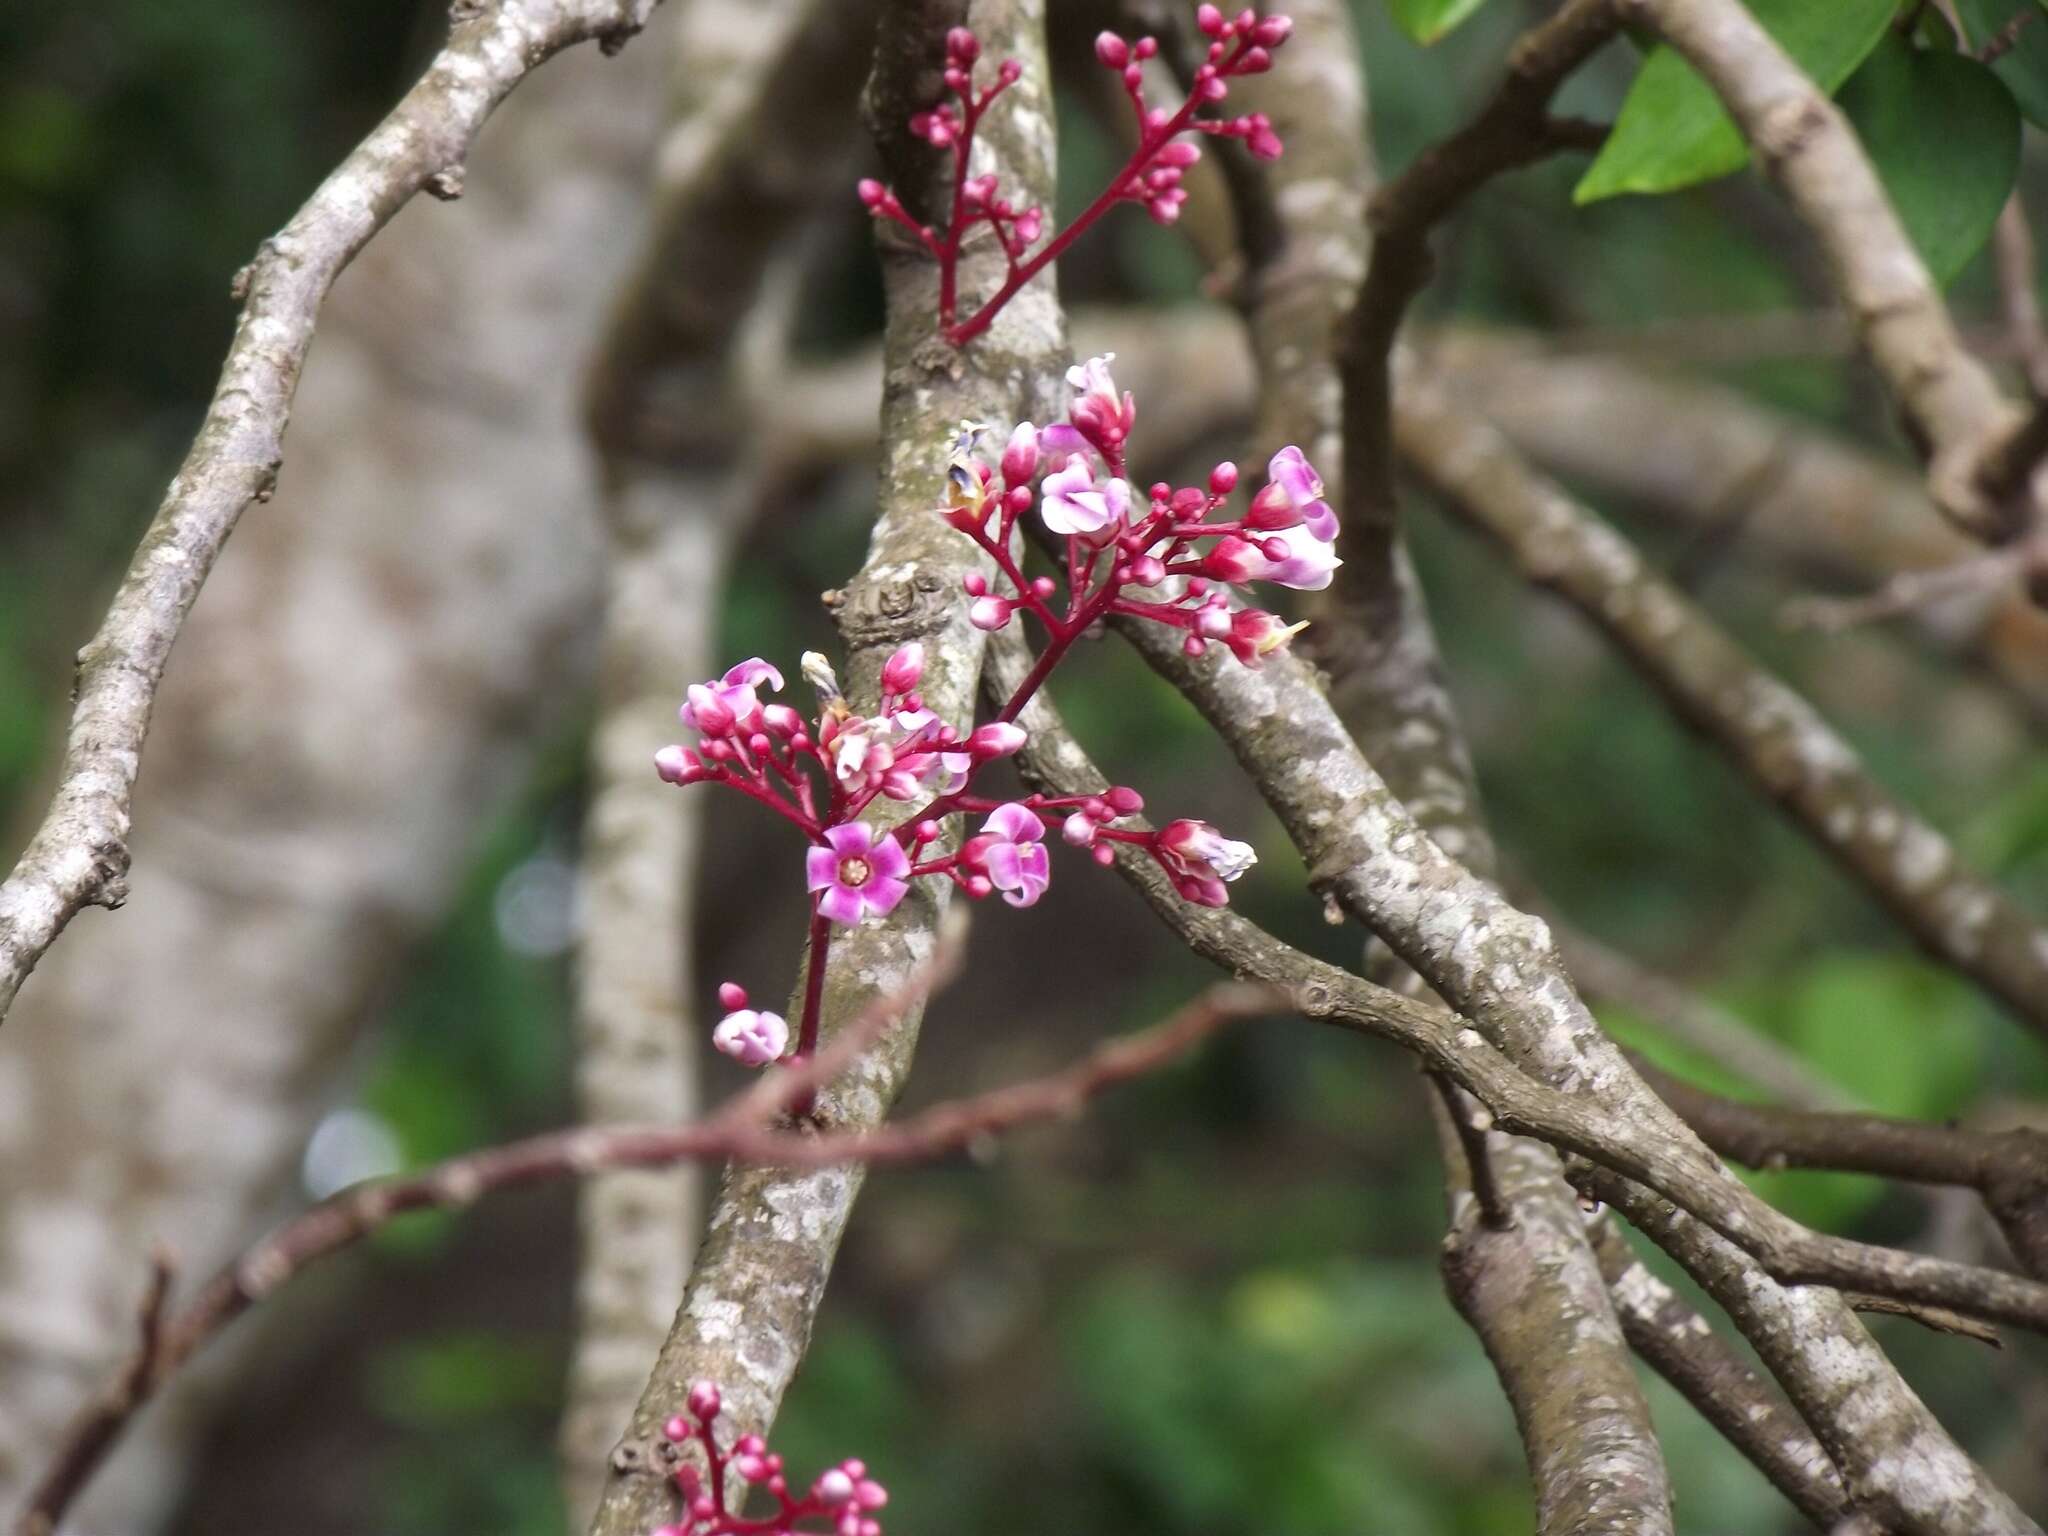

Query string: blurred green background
[5,0,2048,1531]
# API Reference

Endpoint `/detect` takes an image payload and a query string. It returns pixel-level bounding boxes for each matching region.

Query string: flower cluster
[648,1381,886,1536]
[942,352,1339,666]
[859,5,1292,346]
[659,355,1305,1070]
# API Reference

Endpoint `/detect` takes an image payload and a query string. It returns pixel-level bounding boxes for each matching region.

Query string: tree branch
[1627,0,2032,542]
[989,630,2037,1533]
[1394,364,2048,1043]
[13,967,1269,1536]
[1588,1218,1851,1529]
[580,2,1072,1529]
[0,0,667,1029]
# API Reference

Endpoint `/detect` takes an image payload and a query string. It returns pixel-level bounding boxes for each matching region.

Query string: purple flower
[806,822,913,925]
[965,802,1052,908]
[682,657,786,736]
[712,1007,789,1067]
[1041,460,1130,539]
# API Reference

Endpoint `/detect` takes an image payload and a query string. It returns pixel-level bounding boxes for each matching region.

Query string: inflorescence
[648,1381,888,1536]
[859,4,1293,346]
[657,354,1338,1075]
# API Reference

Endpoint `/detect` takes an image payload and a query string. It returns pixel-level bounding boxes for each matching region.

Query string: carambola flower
[807,822,913,925]
[963,802,1052,907]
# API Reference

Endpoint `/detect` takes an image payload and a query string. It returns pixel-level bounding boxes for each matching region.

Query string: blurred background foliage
[5,0,2048,1531]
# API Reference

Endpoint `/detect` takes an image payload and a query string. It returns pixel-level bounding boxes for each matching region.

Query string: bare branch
[0,0,667,1028]
[1395,364,2048,1043]
[1628,0,2031,541]
[14,969,1263,1536]
[1640,1059,2048,1281]
[1541,913,1856,1113]
[562,0,873,1511]
[1424,331,2048,725]
[1589,1219,1851,1529]
[1993,198,2048,399]
[989,631,2036,1533]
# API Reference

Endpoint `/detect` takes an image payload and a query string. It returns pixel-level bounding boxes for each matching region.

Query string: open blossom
[1248,445,1338,541]
[1065,352,1136,455]
[1155,818,1257,907]
[1201,527,1341,591]
[1041,458,1130,538]
[963,802,1052,907]
[712,1007,789,1067]
[682,658,784,735]
[807,822,912,925]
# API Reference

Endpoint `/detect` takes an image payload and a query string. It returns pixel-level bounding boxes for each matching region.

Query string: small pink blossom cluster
[659,359,1290,1071]
[943,352,1339,665]
[648,1381,886,1536]
[858,5,1292,346]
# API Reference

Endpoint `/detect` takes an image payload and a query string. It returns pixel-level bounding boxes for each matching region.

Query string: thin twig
[0,0,666,1028]
[14,973,1266,1536]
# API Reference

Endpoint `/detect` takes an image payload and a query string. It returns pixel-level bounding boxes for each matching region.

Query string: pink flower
[1001,422,1041,486]
[1041,459,1130,539]
[1250,445,1337,541]
[807,822,913,925]
[1155,818,1257,907]
[713,1007,789,1066]
[963,802,1052,907]
[682,658,785,736]
[1201,527,1340,591]
[1224,608,1309,667]
[1065,352,1137,452]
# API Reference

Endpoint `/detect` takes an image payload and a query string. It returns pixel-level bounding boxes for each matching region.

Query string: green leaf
[1386,0,1492,46]
[1840,36,2019,284]
[1575,0,1895,203]
[1955,0,2048,127]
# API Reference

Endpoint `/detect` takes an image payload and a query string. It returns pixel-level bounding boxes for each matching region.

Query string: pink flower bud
[857,178,886,209]
[1251,13,1294,46]
[718,981,748,1011]
[946,25,979,61]
[1094,30,1129,68]
[1247,480,1304,530]
[663,1415,690,1443]
[764,703,802,737]
[1106,785,1144,814]
[654,745,700,784]
[687,1380,722,1422]
[1248,121,1284,160]
[1157,141,1201,168]
[1063,814,1099,846]
[1129,554,1166,586]
[1134,35,1158,59]
[881,641,925,696]
[998,58,1022,84]
[1001,422,1041,485]
[686,683,735,736]
[1237,45,1272,72]
[969,595,1012,631]
[1183,634,1207,656]
[969,721,1028,758]
[1209,460,1238,495]
[816,1469,857,1505]
[1197,3,1226,36]
[857,1479,889,1509]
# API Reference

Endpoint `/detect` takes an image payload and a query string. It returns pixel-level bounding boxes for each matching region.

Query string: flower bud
[1248,119,1284,159]
[1094,30,1129,68]
[856,178,886,209]
[1128,554,1166,587]
[1197,3,1226,35]
[685,683,734,736]
[763,703,802,737]
[654,745,700,784]
[1063,814,1098,846]
[1001,421,1041,486]
[816,1469,857,1505]
[946,25,979,61]
[717,981,748,1011]
[664,1416,690,1443]
[1246,480,1304,530]
[968,595,1012,632]
[1209,460,1238,495]
[1237,45,1272,72]
[687,1380,722,1422]
[881,642,925,696]
[968,721,1028,758]
[1106,785,1144,814]
[1251,13,1293,46]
